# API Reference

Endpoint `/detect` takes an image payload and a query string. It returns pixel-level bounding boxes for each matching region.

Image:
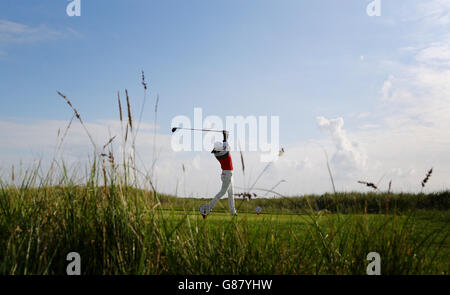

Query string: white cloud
[358,124,380,130]
[311,22,450,191]
[0,20,62,44]
[316,116,366,173]
[416,0,450,25]
[0,19,80,56]
[416,39,450,66]
[356,112,370,119]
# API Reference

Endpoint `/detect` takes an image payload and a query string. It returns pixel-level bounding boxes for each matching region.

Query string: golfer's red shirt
[213,141,233,171]
[216,153,233,171]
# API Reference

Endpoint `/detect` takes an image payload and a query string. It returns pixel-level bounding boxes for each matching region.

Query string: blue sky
[1,0,449,195]
[1,0,409,140]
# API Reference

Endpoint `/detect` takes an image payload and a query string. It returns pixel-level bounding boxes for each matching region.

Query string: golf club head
[171,127,178,133]
[200,204,209,219]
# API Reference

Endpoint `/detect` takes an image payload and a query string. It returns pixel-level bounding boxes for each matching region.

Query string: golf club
[171,127,228,133]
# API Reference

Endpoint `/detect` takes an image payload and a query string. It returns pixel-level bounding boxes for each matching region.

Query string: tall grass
[0,162,448,274]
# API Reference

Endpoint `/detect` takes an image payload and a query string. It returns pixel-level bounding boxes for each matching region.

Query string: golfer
[204,130,237,217]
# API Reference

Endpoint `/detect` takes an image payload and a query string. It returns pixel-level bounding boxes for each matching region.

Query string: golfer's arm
[223,132,229,150]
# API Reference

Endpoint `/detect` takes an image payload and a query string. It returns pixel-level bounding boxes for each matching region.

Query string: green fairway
[146,209,449,275]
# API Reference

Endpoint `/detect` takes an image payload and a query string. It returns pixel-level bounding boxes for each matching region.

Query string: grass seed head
[141,70,148,90]
[421,168,433,188]
[118,91,123,122]
[103,136,116,150]
[125,89,133,130]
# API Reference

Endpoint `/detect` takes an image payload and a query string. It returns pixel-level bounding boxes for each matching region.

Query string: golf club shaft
[173,127,226,133]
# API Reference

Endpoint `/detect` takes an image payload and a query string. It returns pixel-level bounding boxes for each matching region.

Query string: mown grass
[0,165,448,275]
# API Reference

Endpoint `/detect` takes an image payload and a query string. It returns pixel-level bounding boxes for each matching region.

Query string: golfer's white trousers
[209,170,236,215]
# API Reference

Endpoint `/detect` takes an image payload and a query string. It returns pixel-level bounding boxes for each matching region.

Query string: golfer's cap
[213,141,224,151]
